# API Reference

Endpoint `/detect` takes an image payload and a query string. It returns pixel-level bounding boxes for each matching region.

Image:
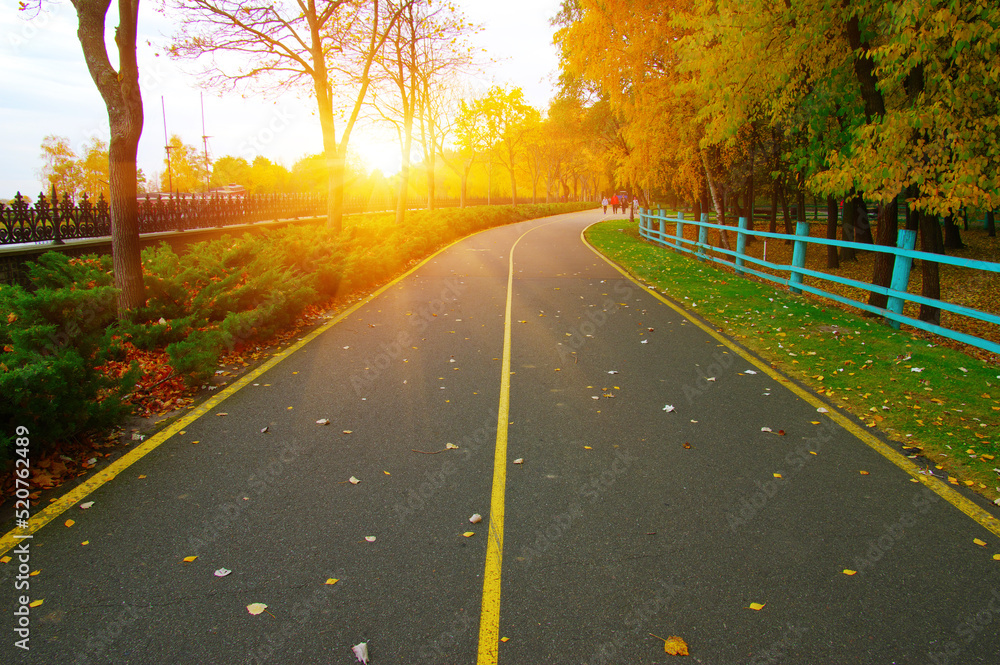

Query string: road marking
[478,218,564,664]
[0,232,475,557]
[581,223,1000,540]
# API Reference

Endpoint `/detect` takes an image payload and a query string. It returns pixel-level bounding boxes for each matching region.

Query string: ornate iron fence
[0,190,328,246]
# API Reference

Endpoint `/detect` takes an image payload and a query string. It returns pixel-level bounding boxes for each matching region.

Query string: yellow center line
[580,223,1000,540]
[478,218,564,664]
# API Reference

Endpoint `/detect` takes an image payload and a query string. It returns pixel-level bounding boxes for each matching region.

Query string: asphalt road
[3,208,1000,664]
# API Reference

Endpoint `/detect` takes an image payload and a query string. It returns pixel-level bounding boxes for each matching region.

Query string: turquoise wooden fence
[637,208,1000,356]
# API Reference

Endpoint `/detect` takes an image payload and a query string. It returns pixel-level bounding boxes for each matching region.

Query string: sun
[351,132,402,176]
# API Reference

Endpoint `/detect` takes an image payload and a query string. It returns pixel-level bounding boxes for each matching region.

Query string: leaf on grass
[843,569,857,575]
[748,602,765,611]
[183,556,198,563]
[246,603,268,615]
[974,538,987,547]
[214,568,232,577]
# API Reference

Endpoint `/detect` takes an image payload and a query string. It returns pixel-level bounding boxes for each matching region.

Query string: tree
[170,0,412,233]
[474,86,539,205]
[159,135,208,193]
[38,135,83,198]
[78,137,111,201]
[210,155,252,189]
[49,0,146,313]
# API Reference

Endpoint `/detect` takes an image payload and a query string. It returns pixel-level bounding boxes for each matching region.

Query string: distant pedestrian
[610,194,619,214]
[602,196,608,214]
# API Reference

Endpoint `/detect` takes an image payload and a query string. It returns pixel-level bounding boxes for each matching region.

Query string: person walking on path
[610,193,619,214]
[602,196,608,214]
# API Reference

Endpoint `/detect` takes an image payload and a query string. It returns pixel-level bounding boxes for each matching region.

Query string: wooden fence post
[658,208,665,243]
[789,220,810,294]
[675,211,685,252]
[735,216,748,275]
[885,228,917,329]
[697,212,709,261]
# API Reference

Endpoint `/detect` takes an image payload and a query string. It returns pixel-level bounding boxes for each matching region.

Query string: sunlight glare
[353,133,402,177]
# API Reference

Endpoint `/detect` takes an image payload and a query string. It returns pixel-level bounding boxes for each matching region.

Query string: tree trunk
[988,209,996,237]
[918,209,944,324]
[943,214,965,249]
[700,149,729,249]
[769,183,778,234]
[426,150,435,211]
[867,196,898,310]
[778,186,793,243]
[826,195,840,269]
[841,196,857,261]
[854,198,874,244]
[73,0,145,315]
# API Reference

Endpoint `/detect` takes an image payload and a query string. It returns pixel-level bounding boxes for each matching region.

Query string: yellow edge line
[478,218,565,664]
[0,232,474,557]
[580,223,1000,540]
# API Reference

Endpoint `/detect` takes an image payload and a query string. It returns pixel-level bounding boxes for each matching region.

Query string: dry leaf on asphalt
[446,443,458,449]
[182,556,198,563]
[663,404,676,413]
[463,531,475,537]
[748,602,765,610]
[974,538,987,547]
[64,520,75,527]
[349,476,360,485]
[79,501,94,510]
[352,642,369,664]
[650,633,689,656]
[29,599,43,608]
[316,419,330,425]
[326,578,339,585]
[470,514,483,523]
[513,458,524,464]
[246,603,268,616]
[843,569,857,575]
[214,568,232,577]
[365,536,376,542]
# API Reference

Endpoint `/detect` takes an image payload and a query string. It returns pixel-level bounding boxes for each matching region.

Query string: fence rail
[0,191,536,247]
[637,208,1000,357]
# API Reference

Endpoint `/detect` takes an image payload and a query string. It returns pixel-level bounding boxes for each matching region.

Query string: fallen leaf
[663,635,689,656]
[316,419,330,425]
[773,473,782,478]
[501,636,510,642]
[183,556,198,563]
[260,426,269,433]
[463,531,475,537]
[326,578,339,585]
[843,569,857,575]
[138,474,147,479]
[0,556,10,563]
[748,602,766,611]
[343,430,353,434]
[365,536,376,542]
[817,407,828,413]
[745,370,758,375]
[974,538,987,547]
[470,514,483,524]
[384,470,391,475]
[214,568,232,577]
[247,603,268,615]
[859,470,870,475]
[683,443,691,449]
[445,443,458,449]
[513,458,524,464]
[349,476,360,485]
[584,446,593,450]
[80,501,94,510]
[993,554,1000,561]
[663,404,676,412]
[81,541,89,546]
[29,599,43,608]
[216,412,228,417]
[352,642,369,664]
[65,519,75,527]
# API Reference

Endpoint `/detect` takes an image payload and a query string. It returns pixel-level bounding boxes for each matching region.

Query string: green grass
[586,220,1000,500]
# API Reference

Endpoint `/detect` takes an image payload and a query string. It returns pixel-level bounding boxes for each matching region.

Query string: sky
[0,0,565,197]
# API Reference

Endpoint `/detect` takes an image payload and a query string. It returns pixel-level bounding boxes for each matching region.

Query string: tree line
[553,0,999,325]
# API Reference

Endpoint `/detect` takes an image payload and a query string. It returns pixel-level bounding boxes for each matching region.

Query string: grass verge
[586,219,1000,503]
